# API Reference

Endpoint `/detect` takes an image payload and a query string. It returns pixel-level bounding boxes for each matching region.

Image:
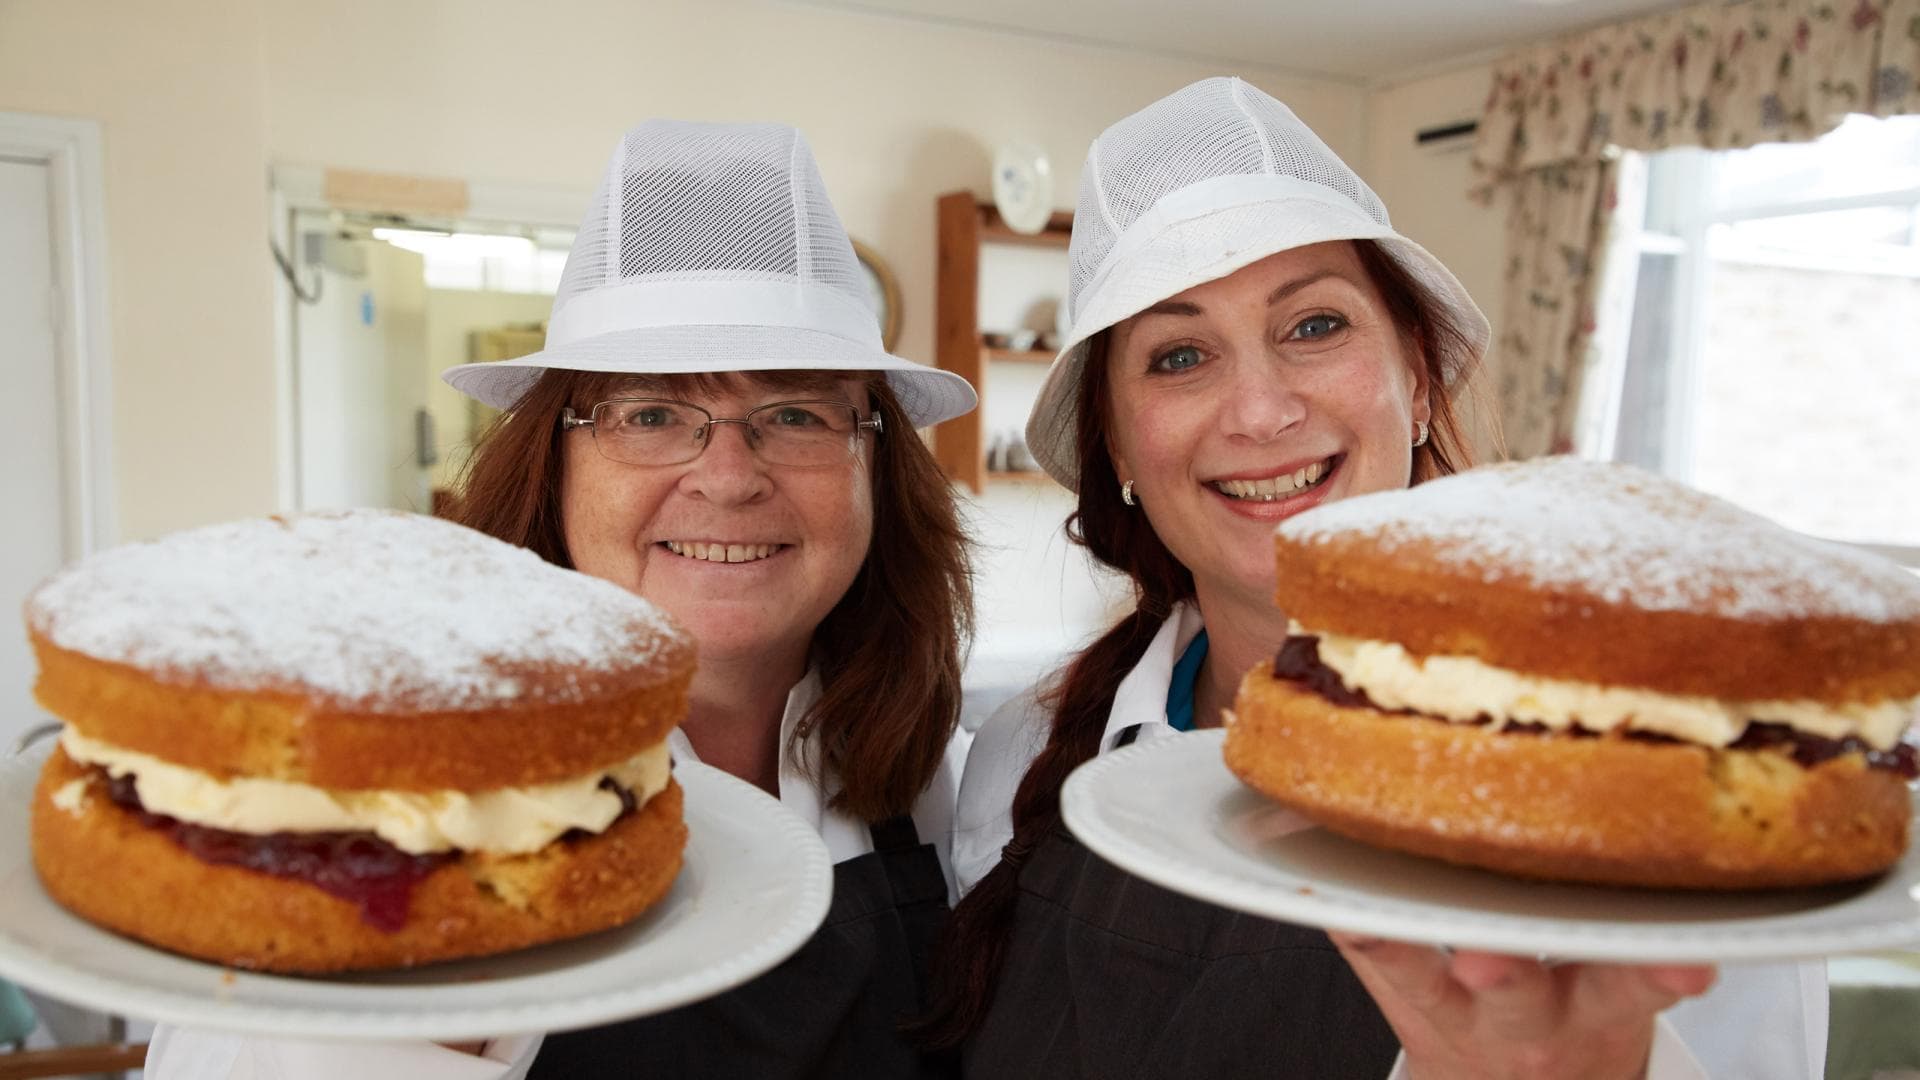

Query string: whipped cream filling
[1300,624,1917,750]
[59,728,672,856]
[52,778,90,814]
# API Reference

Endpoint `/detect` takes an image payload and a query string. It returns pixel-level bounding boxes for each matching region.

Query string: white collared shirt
[670,668,964,902]
[952,602,1204,895]
[146,671,964,1080]
[952,602,1825,1080]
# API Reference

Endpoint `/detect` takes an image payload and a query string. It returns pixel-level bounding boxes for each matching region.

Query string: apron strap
[867,813,922,854]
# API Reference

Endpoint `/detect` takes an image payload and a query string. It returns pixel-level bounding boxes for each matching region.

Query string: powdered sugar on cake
[1282,457,1920,622]
[27,510,690,711]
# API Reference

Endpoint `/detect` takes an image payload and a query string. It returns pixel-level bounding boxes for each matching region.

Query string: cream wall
[2,0,1505,544]
[257,0,1368,377]
[0,0,275,541]
[1362,61,1508,457]
[0,0,1527,729]
[251,0,1372,669]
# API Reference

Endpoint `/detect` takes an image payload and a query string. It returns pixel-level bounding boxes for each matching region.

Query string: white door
[293,220,430,512]
[372,240,431,512]
[0,156,67,744]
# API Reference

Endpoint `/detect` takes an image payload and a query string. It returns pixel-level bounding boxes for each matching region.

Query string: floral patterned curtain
[1468,0,1920,459]
[1495,160,1618,457]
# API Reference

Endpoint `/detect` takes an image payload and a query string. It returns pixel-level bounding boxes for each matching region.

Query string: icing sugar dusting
[1282,458,1920,622]
[27,509,690,710]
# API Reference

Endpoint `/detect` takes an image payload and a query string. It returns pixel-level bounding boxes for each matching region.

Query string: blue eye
[1151,345,1204,373]
[1292,314,1346,340]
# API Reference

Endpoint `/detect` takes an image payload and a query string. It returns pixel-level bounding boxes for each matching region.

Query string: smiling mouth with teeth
[662,541,782,563]
[1211,457,1336,502]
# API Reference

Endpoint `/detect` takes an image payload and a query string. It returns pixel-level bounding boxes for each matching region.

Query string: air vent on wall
[1415,120,1479,154]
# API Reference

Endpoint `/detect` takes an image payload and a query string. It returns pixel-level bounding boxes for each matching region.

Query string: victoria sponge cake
[26,509,695,973]
[1225,457,1920,889]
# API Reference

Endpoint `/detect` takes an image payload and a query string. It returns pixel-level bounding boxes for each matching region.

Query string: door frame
[268,164,586,511]
[0,111,115,555]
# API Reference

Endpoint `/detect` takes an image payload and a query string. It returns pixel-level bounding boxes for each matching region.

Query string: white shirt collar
[666,670,959,898]
[1096,601,1206,753]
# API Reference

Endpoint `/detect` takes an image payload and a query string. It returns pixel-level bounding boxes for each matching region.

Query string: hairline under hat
[1025,198,1489,489]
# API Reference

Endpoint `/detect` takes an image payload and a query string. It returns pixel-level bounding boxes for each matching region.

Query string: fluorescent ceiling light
[372,227,534,258]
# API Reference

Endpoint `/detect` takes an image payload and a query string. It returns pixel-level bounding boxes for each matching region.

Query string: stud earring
[1121,480,1136,506]
[1412,420,1429,448]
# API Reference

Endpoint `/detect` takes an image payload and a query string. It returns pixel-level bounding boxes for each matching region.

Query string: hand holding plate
[1331,933,1716,1080]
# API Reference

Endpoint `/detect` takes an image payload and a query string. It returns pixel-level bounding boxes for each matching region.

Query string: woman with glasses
[923,78,1816,1080]
[145,119,974,1079]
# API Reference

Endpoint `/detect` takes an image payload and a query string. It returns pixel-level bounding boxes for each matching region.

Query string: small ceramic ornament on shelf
[985,432,1007,474]
[1004,431,1036,473]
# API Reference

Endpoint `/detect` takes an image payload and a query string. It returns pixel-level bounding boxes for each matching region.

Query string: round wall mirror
[851,239,903,352]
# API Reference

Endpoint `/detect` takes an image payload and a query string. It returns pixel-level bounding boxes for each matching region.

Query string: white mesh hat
[1025,77,1489,488]
[444,120,976,428]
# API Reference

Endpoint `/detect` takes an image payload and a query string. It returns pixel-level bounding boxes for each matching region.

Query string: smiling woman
[927,76,1823,1080]
[143,119,979,1080]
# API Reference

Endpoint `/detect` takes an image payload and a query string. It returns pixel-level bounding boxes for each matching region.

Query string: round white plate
[0,741,832,1040]
[991,142,1054,235]
[1063,728,1920,964]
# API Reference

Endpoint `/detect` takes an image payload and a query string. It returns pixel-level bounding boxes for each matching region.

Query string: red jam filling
[101,772,643,931]
[1272,635,1918,779]
[105,772,450,931]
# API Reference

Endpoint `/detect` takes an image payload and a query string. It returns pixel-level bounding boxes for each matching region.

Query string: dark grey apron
[531,816,956,1079]
[962,726,1401,1079]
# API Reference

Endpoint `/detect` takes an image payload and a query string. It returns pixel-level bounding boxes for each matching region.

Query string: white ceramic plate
[1063,728,1920,963]
[991,143,1054,235]
[0,741,832,1040]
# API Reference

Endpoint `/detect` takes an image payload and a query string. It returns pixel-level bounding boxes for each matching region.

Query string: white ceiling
[795,0,1697,83]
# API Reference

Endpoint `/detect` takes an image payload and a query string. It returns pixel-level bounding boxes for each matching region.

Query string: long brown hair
[450,368,973,821]
[917,238,1487,1045]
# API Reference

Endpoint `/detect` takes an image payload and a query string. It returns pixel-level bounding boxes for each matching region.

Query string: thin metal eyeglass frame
[559,398,883,467]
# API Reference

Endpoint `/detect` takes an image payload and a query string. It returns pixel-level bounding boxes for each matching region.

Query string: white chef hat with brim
[1025,76,1489,490]
[444,119,977,429]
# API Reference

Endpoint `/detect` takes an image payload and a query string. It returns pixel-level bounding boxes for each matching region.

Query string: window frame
[1602,138,1920,569]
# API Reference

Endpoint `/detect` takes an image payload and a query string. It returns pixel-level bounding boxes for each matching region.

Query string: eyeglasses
[560,398,883,468]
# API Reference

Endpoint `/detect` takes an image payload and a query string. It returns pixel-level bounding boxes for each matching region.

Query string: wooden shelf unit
[985,468,1057,486]
[980,346,1054,365]
[932,191,1072,493]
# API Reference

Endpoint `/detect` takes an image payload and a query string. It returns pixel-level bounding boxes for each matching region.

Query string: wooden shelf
[979,207,1073,248]
[931,191,1073,494]
[987,469,1060,487]
[982,346,1055,364]
[0,1042,151,1077]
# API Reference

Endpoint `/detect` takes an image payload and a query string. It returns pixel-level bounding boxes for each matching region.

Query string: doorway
[272,168,576,518]
[0,113,112,750]
[0,155,65,729]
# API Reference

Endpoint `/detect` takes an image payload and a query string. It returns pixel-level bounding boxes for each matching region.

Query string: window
[1601,115,1920,565]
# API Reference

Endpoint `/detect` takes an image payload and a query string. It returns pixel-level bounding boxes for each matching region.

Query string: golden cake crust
[1273,531,1920,706]
[1227,664,1911,889]
[30,630,691,790]
[1272,459,1920,705]
[25,510,697,789]
[32,745,687,973]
